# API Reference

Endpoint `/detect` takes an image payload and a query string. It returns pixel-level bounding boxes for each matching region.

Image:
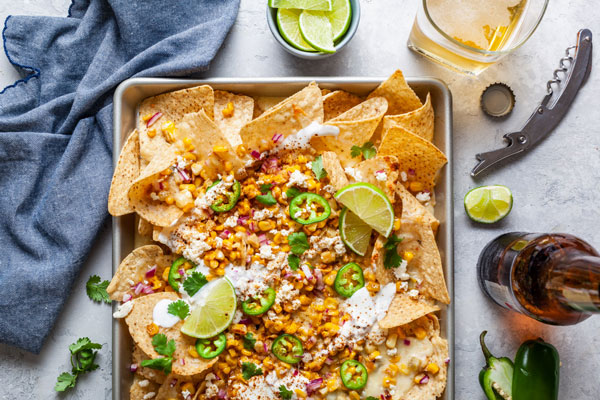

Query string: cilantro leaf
[351,142,377,160]
[260,183,273,193]
[279,385,293,400]
[366,397,379,400]
[256,192,277,206]
[168,300,190,320]
[287,254,300,271]
[383,234,404,269]
[243,332,256,351]
[183,271,208,296]
[285,187,302,199]
[242,362,263,380]
[69,337,102,354]
[85,275,111,304]
[55,372,77,392]
[311,155,327,180]
[152,333,176,357]
[140,357,173,374]
[288,232,310,255]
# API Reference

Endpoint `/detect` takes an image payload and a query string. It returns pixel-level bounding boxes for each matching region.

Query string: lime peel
[335,183,394,237]
[464,185,513,224]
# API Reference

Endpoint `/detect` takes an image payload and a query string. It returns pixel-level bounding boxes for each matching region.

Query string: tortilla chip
[213,90,254,148]
[367,70,422,115]
[107,245,175,301]
[379,293,440,328]
[321,151,349,191]
[371,235,393,285]
[128,147,183,227]
[155,375,197,400]
[252,96,287,118]
[321,88,332,96]
[395,183,439,234]
[378,126,447,192]
[138,217,153,237]
[138,85,214,163]
[312,97,388,167]
[108,129,139,216]
[240,83,323,153]
[125,293,216,376]
[130,374,161,400]
[323,90,363,121]
[175,110,244,177]
[398,221,450,304]
[133,345,166,384]
[383,93,434,142]
[354,155,401,203]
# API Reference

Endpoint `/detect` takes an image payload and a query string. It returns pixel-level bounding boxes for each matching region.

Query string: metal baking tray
[112,77,454,400]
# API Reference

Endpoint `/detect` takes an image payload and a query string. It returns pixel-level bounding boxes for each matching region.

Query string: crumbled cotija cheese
[375,171,388,181]
[393,259,410,281]
[288,170,309,188]
[416,191,431,202]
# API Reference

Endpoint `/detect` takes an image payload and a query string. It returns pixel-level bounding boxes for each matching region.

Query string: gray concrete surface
[1,0,599,399]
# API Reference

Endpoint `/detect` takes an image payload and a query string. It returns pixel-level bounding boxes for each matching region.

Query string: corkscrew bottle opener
[471,29,593,177]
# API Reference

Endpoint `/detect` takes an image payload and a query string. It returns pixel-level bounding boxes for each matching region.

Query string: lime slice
[464,185,513,224]
[335,183,394,237]
[181,277,236,339]
[277,9,317,52]
[339,207,372,256]
[299,10,336,53]
[327,0,352,41]
[269,0,332,11]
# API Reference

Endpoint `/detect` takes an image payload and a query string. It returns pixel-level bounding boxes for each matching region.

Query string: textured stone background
[1,0,599,399]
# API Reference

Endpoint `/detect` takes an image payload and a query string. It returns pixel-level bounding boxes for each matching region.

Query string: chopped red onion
[169,379,178,387]
[404,339,411,346]
[176,167,191,183]
[258,233,269,245]
[129,363,138,372]
[178,268,185,277]
[237,215,249,225]
[314,269,324,290]
[158,181,164,191]
[324,357,333,365]
[146,112,162,128]
[142,285,154,294]
[122,294,132,303]
[445,357,451,364]
[419,374,430,384]
[408,168,416,176]
[376,169,385,173]
[239,318,251,325]
[272,133,283,143]
[180,358,185,365]
[217,389,227,399]
[301,264,313,280]
[293,369,299,376]
[306,378,323,395]
[263,342,268,353]
[249,221,256,232]
[145,266,156,278]
[133,283,143,295]
[251,150,261,159]
[219,230,231,239]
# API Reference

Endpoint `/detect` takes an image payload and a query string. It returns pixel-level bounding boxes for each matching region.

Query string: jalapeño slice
[168,257,195,292]
[207,180,241,213]
[340,359,368,390]
[272,334,303,364]
[289,192,331,225]
[195,333,227,359]
[241,288,276,316]
[334,262,365,298]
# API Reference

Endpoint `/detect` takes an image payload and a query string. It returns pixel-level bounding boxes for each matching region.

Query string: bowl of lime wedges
[267,0,360,59]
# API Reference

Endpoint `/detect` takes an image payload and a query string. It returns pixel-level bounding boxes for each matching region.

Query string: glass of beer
[408,0,549,75]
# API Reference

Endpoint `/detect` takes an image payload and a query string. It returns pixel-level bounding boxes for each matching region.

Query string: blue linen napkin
[0,0,240,354]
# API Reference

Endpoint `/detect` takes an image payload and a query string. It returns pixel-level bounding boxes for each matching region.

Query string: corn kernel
[165,196,175,205]
[394,218,402,231]
[386,333,398,349]
[147,129,157,138]
[326,378,339,392]
[142,113,154,122]
[224,161,233,172]
[146,323,159,336]
[182,203,194,213]
[160,168,172,176]
[414,374,426,384]
[183,152,197,161]
[349,392,360,400]
[179,184,196,192]
[403,251,415,263]
[409,181,424,192]
[426,363,440,375]
[188,346,199,358]
[236,144,247,157]
[383,376,397,388]
[320,251,335,264]
[222,101,234,118]
[231,324,247,335]
[414,327,427,340]
[258,220,275,231]
[213,145,228,153]
[368,350,381,361]
[399,363,410,375]
[181,382,195,395]
[162,267,170,281]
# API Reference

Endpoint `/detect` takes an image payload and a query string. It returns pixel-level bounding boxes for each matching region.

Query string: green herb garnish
[383,234,404,269]
[167,300,190,320]
[243,332,256,351]
[85,275,110,304]
[351,141,376,160]
[242,362,263,380]
[311,155,327,180]
[183,271,208,297]
[54,337,102,392]
[287,254,301,271]
[288,232,310,255]
[140,333,176,374]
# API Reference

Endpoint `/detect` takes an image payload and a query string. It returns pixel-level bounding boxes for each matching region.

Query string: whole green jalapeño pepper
[479,331,514,400]
[334,263,365,298]
[195,333,227,359]
[168,257,196,292]
[513,338,560,400]
[340,359,368,390]
[241,288,276,316]
[271,334,303,364]
[207,180,241,213]
[289,192,331,225]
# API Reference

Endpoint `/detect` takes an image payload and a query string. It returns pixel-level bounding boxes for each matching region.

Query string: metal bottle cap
[481,83,515,118]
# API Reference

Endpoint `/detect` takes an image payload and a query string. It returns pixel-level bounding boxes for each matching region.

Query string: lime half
[339,207,372,256]
[327,0,352,41]
[335,183,394,237]
[277,9,316,52]
[299,10,336,53]
[269,0,332,11]
[181,277,236,339]
[464,185,513,224]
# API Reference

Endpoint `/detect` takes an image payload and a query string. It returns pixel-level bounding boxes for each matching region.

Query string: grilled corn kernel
[181,382,195,395]
[224,161,233,172]
[294,389,307,399]
[179,184,196,192]
[182,203,194,213]
[399,363,410,375]
[183,152,197,161]
[390,355,401,364]
[188,346,199,358]
[165,196,175,205]
[387,363,400,377]
[349,392,360,400]
[414,327,427,340]
[147,129,157,138]
[162,267,170,281]
[326,378,339,392]
[409,181,424,192]
[386,333,398,349]
[146,323,159,336]
[394,218,402,231]
[414,374,426,384]
[142,113,154,122]
[324,272,336,286]
[403,251,415,263]
[150,276,162,290]
[426,363,440,375]
[222,101,234,117]
[320,251,335,264]
[368,351,381,361]
[231,324,247,335]
[213,145,228,153]
[258,220,275,231]
[236,144,247,157]
[366,281,380,292]
[383,376,397,388]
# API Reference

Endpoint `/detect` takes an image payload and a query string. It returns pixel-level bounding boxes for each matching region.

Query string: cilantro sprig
[287,254,300,271]
[285,187,302,199]
[140,333,176,374]
[85,275,110,304]
[183,271,208,297]
[167,300,190,320]
[311,155,327,180]
[279,385,293,400]
[383,234,404,269]
[54,337,103,392]
[351,141,377,160]
[256,183,277,205]
[243,332,256,351]
[288,232,310,255]
[242,362,263,380]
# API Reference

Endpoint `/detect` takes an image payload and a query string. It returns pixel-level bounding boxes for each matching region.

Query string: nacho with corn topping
[109,70,450,400]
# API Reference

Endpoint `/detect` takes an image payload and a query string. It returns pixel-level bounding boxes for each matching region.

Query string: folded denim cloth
[0,0,239,353]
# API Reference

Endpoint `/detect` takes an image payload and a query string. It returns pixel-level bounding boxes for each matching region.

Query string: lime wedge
[464,185,513,224]
[269,0,332,11]
[327,0,352,41]
[339,207,372,256]
[181,277,236,339]
[299,10,336,53]
[335,183,394,237]
[277,9,317,52]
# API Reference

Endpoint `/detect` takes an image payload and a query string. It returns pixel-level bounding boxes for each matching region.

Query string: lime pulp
[464,185,513,224]
[335,183,394,237]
